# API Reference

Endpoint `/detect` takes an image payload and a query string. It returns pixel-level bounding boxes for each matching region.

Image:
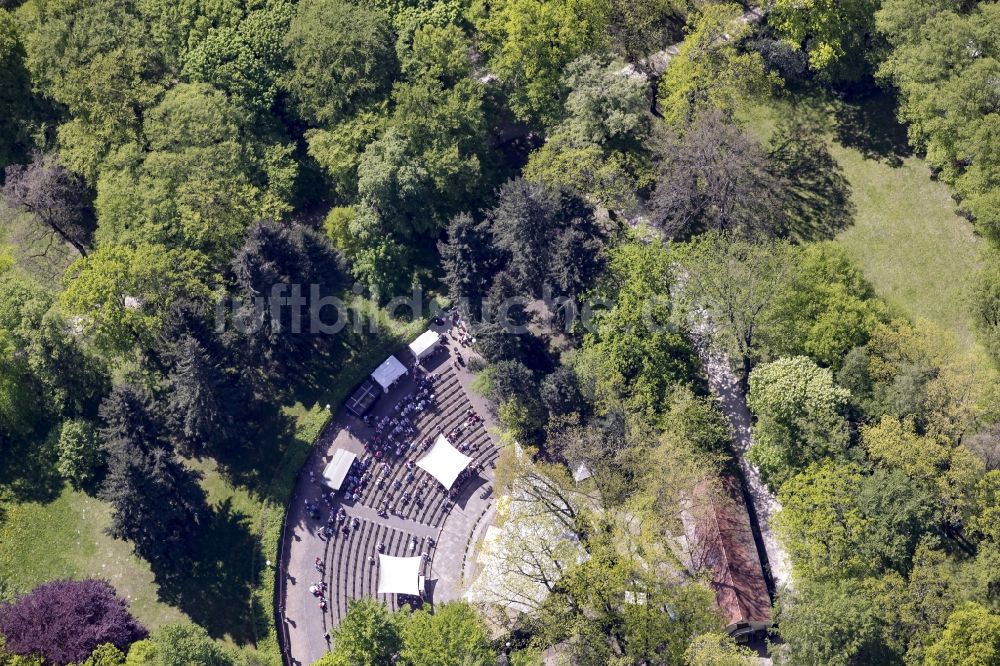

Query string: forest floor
[0,296,429,661]
[743,88,983,349]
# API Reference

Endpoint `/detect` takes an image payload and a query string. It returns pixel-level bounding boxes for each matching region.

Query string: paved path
[278,332,500,666]
[694,337,792,595]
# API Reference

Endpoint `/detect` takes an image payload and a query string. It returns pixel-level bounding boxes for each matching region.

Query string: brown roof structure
[693,475,772,633]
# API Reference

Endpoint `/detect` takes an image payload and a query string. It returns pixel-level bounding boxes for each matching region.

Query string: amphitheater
[278,332,500,665]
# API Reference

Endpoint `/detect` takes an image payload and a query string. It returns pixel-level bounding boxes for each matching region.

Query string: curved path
[277,336,500,665]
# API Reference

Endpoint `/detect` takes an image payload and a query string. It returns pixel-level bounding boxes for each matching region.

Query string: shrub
[56,419,102,488]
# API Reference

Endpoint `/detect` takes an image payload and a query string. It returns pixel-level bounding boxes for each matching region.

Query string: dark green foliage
[438,212,498,320]
[164,335,228,454]
[487,360,538,405]
[231,220,345,375]
[775,578,897,666]
[182,2,293,114]
[98,384,207,574]
[0,9,33,169]
[540,366,583,417]
[489,178,605,300]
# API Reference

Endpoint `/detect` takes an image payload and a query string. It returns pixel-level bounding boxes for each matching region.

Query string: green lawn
[0,296,432,662]
[0,489,188,628]
[743,91,983,348]
[832,146,981,347]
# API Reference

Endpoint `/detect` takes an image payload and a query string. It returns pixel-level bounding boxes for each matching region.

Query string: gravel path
[697,340,792,595]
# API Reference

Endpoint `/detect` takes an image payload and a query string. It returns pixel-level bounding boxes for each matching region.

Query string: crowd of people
[299,317,495,622]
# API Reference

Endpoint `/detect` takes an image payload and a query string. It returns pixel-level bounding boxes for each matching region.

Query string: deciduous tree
[0,579,147,665]
[746,356,850,490]
[283,0,397,126]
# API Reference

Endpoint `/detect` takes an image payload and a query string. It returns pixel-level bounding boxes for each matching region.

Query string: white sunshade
[377,555,423,596]
[371,355,407,392]
[409,330,441,361]
[322,449,357,491]
[417,434,473,490]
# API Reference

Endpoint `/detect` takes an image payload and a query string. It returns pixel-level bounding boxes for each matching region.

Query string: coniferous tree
[98,384,207,575]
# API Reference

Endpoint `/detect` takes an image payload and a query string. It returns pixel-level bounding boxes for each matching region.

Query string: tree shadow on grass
[153,498,261,645]
[832,87,912,165]
[769,115,856,242]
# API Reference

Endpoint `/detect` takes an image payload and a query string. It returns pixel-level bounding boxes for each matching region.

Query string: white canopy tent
[371,355,407,393]
[416,434,473,490]
[408,330,441,362]
[377,555,423,596]
[322,449,357,491]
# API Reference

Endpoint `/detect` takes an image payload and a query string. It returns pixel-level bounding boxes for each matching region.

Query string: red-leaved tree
[0,579,147,664]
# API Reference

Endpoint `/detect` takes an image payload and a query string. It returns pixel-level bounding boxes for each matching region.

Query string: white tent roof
[322,449,357,490]
[572,462,593,483]
[371,355,407,392]
[377,555,422,596]
[417,434,473,490]
[408,330,441,361]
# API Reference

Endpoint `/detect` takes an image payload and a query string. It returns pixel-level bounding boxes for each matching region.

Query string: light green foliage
[862,416,984,528]
[774,462,931,581]
[80,643,127,666]
[524,54,653,209]
[924,603,1000,666]
[684,232,793,384]
[354,24,486,236]
[872,541,989,664]
[400,23,472,83]
[660,3,778,126]
[684,633,756,666]
[56,419,101,489]
[746,356,850,490]
[560,54,649,147]
[17,0,168,181]
[972,252,1000,364]
[774,462,871,581]
[844,319,1000,440]
[95,83,294,259]
[60,244,217,356]
[320,598,402,666]
[306,105,389,201]
[181,1,293,113]
[970,471,1000,545]
[399,602,494,666]
[381,78,486,225]
[765,243,884,369]
[769,0,880,77]
[480,0,610,126]
[342,205,411,301]
[877,1,1000,241]
[0,271,107,443]
[580,240,697,419]
[283,0,397,126]
[124,623,238,666]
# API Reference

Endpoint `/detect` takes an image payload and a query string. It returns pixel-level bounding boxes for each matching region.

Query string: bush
[123,623,237,666]
[0,579,146,665]
[56,419,102,488]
